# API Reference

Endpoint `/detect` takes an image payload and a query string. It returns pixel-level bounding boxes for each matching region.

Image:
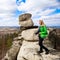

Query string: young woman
[35,20,49,54]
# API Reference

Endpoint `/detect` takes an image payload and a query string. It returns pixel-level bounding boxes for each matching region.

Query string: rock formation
[2,37,23,60]
[2,13,60,60]
[19,13,34,28]
[48,28,60,49]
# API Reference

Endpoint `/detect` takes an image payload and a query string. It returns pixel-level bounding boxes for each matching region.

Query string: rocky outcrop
[17,41,42,60]
[48,28,60,49]
[17,13,60,60]
[17,39,60,60]
[2,37,23,60]
[2,13,60,60]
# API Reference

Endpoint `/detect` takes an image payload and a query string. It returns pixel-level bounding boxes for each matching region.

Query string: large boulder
[17,41,42,60]
[19,13,32,21]
[21,28,39,41]
[19,19,34,27]
[19,13,34,27]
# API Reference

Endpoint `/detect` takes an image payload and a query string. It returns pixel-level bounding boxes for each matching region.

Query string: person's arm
[35,28,40,34]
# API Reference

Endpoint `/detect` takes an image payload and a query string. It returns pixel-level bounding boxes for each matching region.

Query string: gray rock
[21,28,39,41]
[13,36,23,41]
[17,40,60,60]
[48,28,60,49]
[19,13,34,27]
[41,53,60,60]
[17,41,42,60]
[2,41,21,60]
[19,18,34,27]
[19,13,32,21]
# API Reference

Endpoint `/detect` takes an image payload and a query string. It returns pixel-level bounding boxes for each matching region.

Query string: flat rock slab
[41,52,60,60]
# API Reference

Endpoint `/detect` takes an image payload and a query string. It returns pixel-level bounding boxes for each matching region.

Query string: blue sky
[0,0,60,26]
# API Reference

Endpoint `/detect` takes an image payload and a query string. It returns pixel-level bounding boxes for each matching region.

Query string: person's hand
[35,32,37,35]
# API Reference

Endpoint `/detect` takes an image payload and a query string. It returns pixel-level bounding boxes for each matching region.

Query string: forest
[0,32,18,60]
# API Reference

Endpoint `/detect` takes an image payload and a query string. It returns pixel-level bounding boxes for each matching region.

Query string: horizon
[0,25,60,28]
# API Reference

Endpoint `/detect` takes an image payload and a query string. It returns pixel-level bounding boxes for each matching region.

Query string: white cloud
[0,0,59,26]
[39,9,56,16]
[0,17,19,26]
[17,0,60,26]
[0,0,19,26]
[40,13,60,20]
[31,9,56,18]
[17,0,60,15]
[18,0,57,10]
[30,13,60,26]
[39,13,60,26]
[0,0,17,12]
[17,0,60,18]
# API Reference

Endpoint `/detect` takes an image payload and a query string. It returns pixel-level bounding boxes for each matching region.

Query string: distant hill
[0,26,20,35]
[0,26,20,28]
[47,26,60,28]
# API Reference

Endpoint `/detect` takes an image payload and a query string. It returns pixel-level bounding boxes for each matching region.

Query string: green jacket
[39,25,48,38]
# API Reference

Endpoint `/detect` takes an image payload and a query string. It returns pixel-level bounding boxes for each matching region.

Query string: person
[35,20,49,54]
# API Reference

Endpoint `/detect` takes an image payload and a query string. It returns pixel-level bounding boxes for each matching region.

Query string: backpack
[39,25,48,38]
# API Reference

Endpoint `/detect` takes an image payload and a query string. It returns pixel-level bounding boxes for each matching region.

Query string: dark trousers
[39,36,49,52]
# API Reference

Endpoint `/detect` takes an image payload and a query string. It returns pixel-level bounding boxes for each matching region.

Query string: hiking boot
[45,50,49,54]
[37,51,43,53]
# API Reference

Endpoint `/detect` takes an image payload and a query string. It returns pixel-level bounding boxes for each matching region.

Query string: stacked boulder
[19,13,39,41]
[17,13,60,60]
[19,13,34,28]
[17,13,42,60]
